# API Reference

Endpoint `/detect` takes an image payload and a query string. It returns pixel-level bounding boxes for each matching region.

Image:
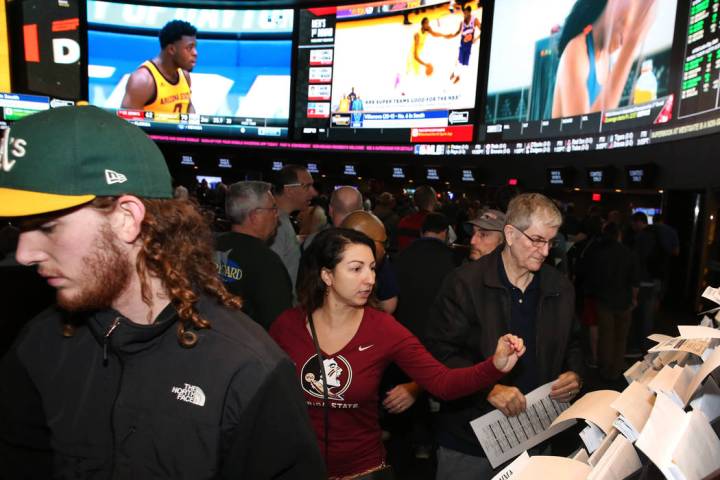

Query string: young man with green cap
[0,106,325,479]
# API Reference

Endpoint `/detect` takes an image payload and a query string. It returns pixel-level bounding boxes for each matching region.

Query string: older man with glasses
[426,193,583,480]
[215,181,292,330]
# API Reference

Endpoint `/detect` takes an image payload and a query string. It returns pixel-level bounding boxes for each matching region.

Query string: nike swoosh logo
[358,344,374,352]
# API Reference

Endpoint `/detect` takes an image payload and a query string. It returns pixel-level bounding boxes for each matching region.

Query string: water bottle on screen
[633,60,657,105]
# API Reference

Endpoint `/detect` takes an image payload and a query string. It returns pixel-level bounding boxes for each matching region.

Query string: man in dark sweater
[392,212,459,458]
[215,181,293,330]
[583,221,639,380]
[395,212,458,338]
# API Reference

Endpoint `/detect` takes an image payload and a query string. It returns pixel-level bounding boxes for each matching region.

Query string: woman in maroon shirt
[270,228,524,479]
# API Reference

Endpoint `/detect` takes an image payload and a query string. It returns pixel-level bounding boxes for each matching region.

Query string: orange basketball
[463,33,473,43]
[425,63,434,76]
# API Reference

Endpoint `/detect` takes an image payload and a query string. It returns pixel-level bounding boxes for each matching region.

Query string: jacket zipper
[101,316,123,478]
[103,317,122,365]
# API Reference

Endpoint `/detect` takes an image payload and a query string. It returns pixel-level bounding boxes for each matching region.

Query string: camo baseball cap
[0,105,172,217]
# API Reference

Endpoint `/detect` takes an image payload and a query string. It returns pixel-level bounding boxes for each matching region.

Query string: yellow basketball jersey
[406,30,427,76]
[141,60,191,113]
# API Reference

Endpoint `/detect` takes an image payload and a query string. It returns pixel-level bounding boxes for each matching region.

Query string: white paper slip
[514,455,592,480]
[690,376,720,422]
[490,451,530,480]
[550,390,620,435]
[648,337,712,357]
[647,364,691,407]
[702,286,720,305]
[579,421,605,454]
[673,409,720,480]
[612,416,638,443]
[586,434,642,480]
[588,429,619,467]
[610,381,655,442]
[700,316,714,327]
[570,448,589,463]
[678,325,720,339]
[648,333,673,343]
[637,392,720,480]
[624,360,652,384]
[676,347,720,406]
[638,366,660,386]
[656,350,690,367]
[470,381,573,468]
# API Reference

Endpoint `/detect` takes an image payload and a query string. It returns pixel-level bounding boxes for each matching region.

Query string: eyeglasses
[284,182,315,191]
[254,205,279,214]
[511,225,555,249]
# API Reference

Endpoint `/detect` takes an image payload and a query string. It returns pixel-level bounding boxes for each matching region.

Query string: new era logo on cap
[0,106,172,218]
[105,169,127,185]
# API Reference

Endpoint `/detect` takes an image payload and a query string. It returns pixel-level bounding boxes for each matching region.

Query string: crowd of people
[0,106,679,479]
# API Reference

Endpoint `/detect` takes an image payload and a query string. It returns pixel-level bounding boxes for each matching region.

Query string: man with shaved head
[303,186,363,249]
[341,211,398,315]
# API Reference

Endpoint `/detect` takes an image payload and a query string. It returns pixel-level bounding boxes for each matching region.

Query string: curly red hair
[91,197,241,347]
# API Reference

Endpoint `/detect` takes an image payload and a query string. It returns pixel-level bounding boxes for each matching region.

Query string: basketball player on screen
[121,20,197,114]
[395,17,447,94]
[449,5,481,84]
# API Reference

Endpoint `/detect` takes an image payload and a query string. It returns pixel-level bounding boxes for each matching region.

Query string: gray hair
[505,193,562,231]
[226,181,272,225]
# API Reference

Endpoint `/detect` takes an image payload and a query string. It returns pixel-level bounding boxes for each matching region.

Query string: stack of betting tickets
[475,286,720,480]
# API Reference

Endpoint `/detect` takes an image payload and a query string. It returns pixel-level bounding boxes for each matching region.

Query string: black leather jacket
[425,247,583,456]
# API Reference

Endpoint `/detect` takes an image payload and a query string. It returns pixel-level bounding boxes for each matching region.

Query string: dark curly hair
[297,228,376,314]
[90,197,241,347]
[159,20,197,49]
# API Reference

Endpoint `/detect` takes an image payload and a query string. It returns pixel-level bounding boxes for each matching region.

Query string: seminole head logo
[301,354,352,401]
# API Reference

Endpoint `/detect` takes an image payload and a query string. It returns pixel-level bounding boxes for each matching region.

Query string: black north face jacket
[0,295,325,479]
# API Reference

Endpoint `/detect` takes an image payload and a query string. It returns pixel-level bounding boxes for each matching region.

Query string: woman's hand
[492,334,526,373]
[383,382,421,414]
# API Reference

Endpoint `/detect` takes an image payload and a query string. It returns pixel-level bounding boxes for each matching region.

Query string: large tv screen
[87,1,293,139]
[414,0,720,157]
[485,0,678,139]
[294,0,482,143]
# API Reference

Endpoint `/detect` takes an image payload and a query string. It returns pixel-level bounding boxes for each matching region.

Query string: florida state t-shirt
[270,306,504,477]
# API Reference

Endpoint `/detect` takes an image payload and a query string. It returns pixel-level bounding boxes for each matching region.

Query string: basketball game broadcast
[86,1,294,138]
[331,0,481,119]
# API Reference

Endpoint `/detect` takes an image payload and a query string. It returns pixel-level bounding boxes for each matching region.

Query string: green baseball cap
[0,105,172,217]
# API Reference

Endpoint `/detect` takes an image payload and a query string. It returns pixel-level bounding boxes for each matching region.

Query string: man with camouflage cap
[0,106,324,479]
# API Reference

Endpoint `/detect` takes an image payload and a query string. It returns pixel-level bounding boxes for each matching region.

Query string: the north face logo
[171,383,206,406]
[105,169,127,185]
